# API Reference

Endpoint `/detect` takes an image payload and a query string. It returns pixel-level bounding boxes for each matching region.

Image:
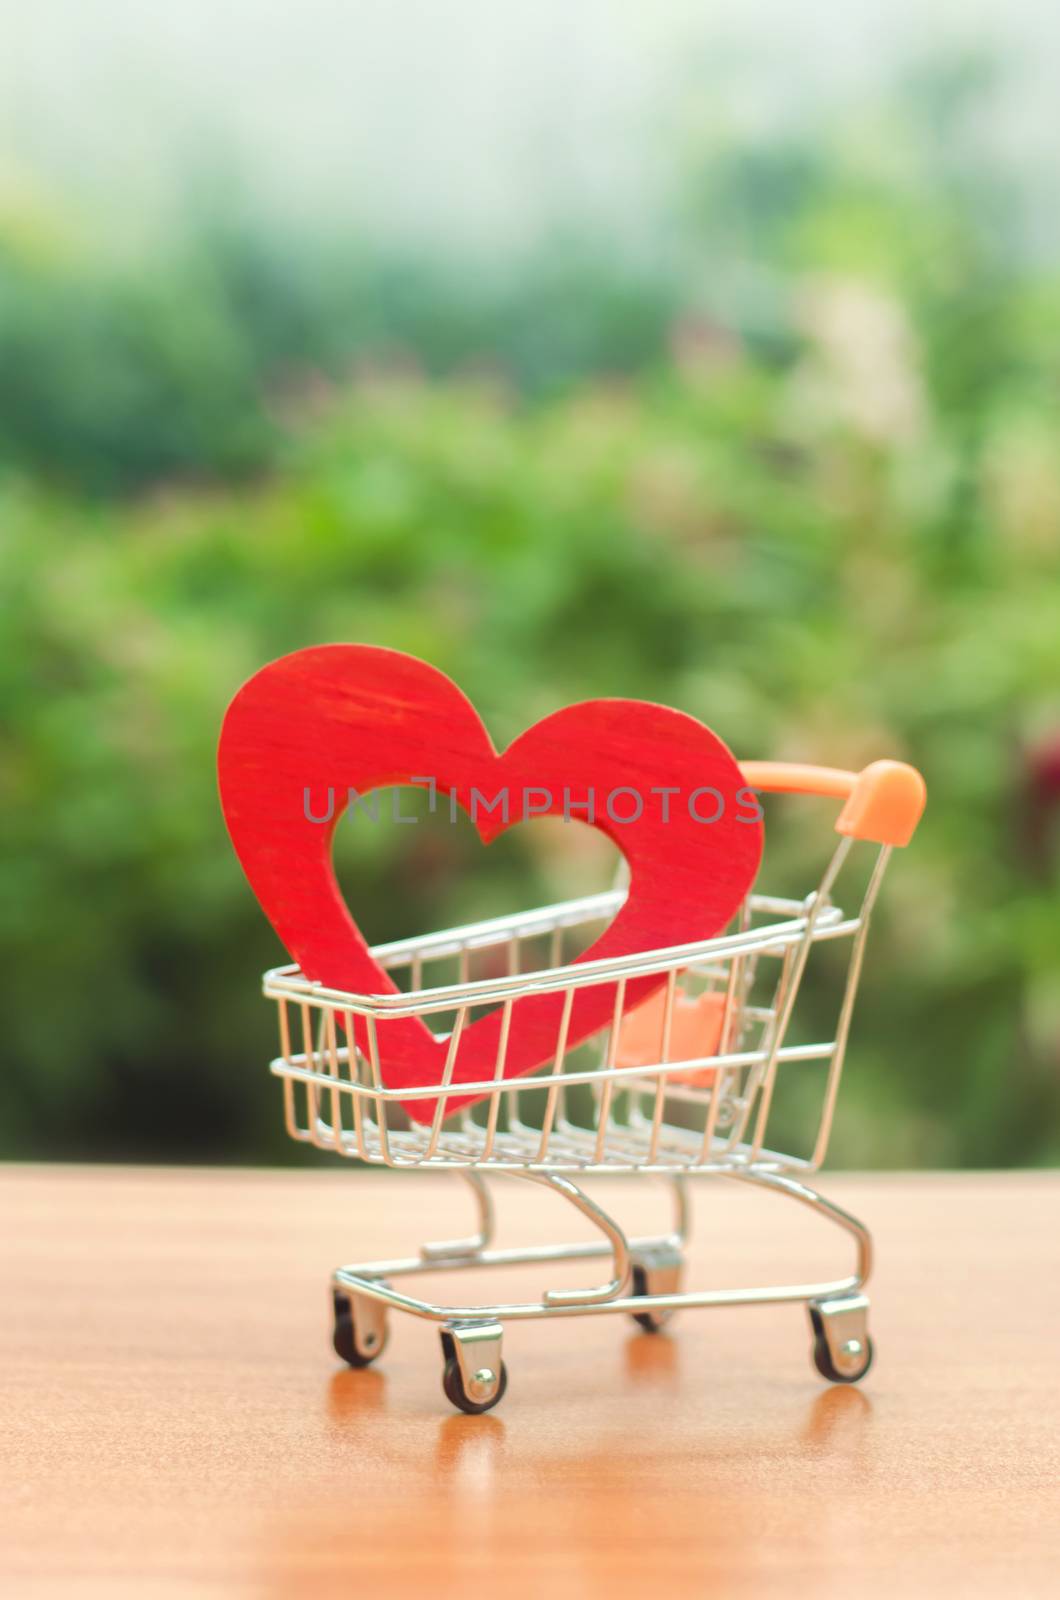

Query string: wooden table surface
[2,1165,1057,1598]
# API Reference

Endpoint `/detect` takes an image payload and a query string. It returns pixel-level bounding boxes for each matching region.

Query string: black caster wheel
[809,1304,874,1384]
[442,1356,508,1415]
[332,1287,389,1368]
[629,1262,673,1334]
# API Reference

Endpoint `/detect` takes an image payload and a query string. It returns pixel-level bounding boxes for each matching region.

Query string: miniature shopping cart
[263,759,925,1413]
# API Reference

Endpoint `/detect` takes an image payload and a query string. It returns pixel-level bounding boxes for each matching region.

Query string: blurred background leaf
[1,6,1058,1165]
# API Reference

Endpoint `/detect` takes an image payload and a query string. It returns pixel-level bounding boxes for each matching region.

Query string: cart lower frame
[330,1166,874,1410]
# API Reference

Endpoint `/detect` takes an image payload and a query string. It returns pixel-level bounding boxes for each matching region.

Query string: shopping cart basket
[264,758,925,1412]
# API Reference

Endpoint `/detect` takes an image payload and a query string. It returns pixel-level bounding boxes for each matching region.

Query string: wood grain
[2,1165,1057,1598]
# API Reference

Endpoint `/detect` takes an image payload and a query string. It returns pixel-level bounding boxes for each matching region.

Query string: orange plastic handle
[739,760,926,847]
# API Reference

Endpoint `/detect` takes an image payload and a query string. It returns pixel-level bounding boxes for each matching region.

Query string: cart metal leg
[329,1166,874,1412]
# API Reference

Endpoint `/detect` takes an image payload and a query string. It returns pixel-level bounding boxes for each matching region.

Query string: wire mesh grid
[264,836,891,1176]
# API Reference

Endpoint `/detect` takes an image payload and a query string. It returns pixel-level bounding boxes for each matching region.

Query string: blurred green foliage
[1,62,1058,1165]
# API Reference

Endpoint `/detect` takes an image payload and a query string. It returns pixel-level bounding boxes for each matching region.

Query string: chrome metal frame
[331,1166,871,1320]
[267,835,890,1406]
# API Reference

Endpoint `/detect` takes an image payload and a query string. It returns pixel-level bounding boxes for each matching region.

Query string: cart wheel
[629,1262,674,1334]
[808,1299,874,1384]
[332,1287,389,1368]
[442,1356,508,1415]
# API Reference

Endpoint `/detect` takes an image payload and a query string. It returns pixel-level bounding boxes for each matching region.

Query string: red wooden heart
[218,645,762,1122]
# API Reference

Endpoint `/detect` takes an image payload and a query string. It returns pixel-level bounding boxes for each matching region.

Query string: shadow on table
[278,1350,876,1597]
